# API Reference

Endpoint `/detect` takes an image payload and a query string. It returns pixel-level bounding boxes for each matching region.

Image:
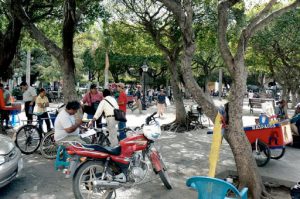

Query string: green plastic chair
[186,176,248,199]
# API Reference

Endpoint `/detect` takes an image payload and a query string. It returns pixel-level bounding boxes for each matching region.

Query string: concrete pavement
[0,98,299,199]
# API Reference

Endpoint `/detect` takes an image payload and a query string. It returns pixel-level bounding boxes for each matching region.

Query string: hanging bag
[105,99,127,122]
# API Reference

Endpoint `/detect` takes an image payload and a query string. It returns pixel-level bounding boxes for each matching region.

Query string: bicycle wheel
[252,140,270,167]
[40,131,58,159]
[15,124,42,154]
[269,147,285,160]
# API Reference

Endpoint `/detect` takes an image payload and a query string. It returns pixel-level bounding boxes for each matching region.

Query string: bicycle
[40,119,111,159]
[15,104,64,155]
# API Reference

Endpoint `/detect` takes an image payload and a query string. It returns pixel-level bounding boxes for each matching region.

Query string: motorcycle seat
[82,144,121,156]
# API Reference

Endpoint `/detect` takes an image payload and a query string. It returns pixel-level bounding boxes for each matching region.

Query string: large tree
[251,9,300,106]
[115,0,188,127]
[157,0,300,198]
[10,0,104,102]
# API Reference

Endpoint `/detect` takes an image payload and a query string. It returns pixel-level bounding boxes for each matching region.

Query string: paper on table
[80,129,97,138]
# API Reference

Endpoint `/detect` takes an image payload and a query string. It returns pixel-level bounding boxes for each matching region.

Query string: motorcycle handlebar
[146,112,157,125]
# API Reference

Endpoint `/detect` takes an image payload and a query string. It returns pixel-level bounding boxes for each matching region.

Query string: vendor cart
[244,120,293,167]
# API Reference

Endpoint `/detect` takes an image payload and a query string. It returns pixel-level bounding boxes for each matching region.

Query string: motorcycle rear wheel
[73,161,114,199]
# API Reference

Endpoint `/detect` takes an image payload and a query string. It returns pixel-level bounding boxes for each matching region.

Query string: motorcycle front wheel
[157,154,172,189]
[73,161,114,199]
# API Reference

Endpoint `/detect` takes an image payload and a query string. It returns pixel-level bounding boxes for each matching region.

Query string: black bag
[83,105,95,115]
[105,99,127,122]
[92,101,100,112]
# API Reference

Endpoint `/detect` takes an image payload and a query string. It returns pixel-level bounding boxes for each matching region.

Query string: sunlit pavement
[0,98,298,198]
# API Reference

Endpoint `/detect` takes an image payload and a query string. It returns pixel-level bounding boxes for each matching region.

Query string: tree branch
[217,0,236,72]
[249,0,300,38]
[11,0,64,66]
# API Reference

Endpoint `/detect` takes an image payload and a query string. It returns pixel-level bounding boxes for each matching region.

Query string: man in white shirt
[20,82,37,124]
[54,101,85,143]
[90,89,119,147]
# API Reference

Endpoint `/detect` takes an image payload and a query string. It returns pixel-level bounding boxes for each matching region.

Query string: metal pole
[218,68,222,100]
[143,71,146,110]
[26,50,31,85]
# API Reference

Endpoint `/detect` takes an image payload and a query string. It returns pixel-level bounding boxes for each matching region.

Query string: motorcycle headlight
[0,156,6,165]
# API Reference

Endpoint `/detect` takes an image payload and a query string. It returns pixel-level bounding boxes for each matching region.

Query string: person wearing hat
[290,103,300,136]
[20,82,37,124]
[116,83,127,140]
[81,84,103,119]
[275,99,289,121]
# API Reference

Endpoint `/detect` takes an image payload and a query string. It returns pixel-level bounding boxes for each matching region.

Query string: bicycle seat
[82,144,121,156]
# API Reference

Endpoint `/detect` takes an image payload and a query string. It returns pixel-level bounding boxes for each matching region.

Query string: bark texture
[119,0,187,124]
[11,0,79,102]
[62,0,77,102]
[158,0,300,198]
[0,16,22,80]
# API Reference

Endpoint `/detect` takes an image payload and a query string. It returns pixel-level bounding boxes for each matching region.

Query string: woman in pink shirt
[81,84,103,118]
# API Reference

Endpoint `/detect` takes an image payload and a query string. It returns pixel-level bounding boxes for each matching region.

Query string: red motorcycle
[64,112,172,199]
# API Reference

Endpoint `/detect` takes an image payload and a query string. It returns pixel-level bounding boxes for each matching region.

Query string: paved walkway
[2,98,299,199]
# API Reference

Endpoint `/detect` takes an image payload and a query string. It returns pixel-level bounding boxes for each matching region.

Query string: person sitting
[35,88,51,132]
[89,89,119,147]
[81,84,103,119]
[275,99,289,121]
[290,103,300,136]
[54,101,87,144]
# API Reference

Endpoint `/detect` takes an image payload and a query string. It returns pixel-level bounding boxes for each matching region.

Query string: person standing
[148,88,154,104]
[157,89,166,117]
[90,89,119,147]
[131,85,142,114]
[35,88,51,132]
[81,84,103,119]
[0,83,10,128]
[117,83,127,140]
[20,82,37,124]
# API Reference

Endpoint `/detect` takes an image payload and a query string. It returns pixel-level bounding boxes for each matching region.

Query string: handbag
[105,99,127,122]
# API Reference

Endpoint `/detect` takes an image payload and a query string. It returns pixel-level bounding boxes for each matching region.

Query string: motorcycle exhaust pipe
[93,180,120,188]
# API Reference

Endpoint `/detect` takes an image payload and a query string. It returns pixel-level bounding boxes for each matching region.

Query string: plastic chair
[186,176,248,199]
[10,110,21,127]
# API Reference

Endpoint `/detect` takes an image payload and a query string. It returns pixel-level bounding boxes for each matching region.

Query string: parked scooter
[61,112,172,199]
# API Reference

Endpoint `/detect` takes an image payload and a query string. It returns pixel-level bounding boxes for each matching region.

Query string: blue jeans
[118,121,127,141]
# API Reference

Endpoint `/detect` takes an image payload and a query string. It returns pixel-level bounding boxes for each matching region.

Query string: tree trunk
[0,17,22,80]
[226,60,264,199]
[62,0,77,102]
[168,59,186,124]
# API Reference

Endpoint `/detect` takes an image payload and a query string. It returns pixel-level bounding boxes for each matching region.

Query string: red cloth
[0,89,5,109]
[0,89,18,111]
[82,91,103,106]
[118,91,127,112]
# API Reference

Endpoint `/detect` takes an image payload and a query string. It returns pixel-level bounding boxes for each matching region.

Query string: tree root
[161,121,190,133]
[260,189,274,199]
